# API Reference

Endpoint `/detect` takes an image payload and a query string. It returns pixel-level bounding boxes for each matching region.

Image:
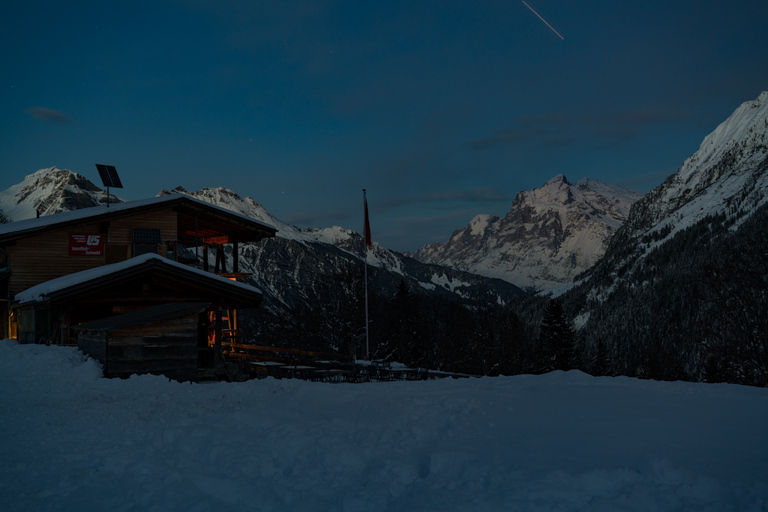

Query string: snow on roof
[14,253,262,304]
[0,194,277,239]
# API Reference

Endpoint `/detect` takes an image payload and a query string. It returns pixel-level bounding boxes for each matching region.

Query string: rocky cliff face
[412,175,642,291]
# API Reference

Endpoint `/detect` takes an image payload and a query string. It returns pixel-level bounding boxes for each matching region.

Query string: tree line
[240,201,768,386]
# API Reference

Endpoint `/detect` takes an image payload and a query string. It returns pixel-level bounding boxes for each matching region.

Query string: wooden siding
[77,313,199,382]
[4,210,178,297]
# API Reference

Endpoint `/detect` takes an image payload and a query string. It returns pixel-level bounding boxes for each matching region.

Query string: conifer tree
[538,299,576,372]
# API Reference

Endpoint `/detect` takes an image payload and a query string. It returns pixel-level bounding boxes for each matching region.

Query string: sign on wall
[69,233,104,256]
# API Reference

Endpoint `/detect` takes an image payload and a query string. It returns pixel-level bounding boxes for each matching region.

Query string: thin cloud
[382,208,494,252]
[467,111,569,150]
[469,106,690,150]
[468,126,542,150]
[284,209,352,226]
[380,187,510,209]
[418,187,509,202]
[24,107,73,123]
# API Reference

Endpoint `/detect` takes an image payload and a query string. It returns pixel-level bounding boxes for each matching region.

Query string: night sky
[2,1,767,251]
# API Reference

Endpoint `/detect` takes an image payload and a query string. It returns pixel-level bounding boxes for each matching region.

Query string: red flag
[363,189,372,248]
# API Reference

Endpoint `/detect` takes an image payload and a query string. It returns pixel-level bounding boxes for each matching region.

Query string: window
[132,228,161,257]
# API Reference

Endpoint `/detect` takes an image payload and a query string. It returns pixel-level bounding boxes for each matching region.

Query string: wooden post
[214,306,223,367]
[233,241,239,274]
[214,244,226,274]
[203,245,209,272]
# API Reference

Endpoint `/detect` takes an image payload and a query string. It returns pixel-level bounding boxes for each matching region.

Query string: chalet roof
[72,301,211,332]
[14,253,263,308]
[0,194,277,245]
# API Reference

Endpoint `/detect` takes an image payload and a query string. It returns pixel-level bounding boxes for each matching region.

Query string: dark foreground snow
[1,339,766,511]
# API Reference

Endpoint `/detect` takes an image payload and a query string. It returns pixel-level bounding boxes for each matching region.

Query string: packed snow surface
[2,340,767,511]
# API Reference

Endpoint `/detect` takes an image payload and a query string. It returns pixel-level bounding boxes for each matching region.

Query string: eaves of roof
[0,195,277,244]
[14,254,263,308]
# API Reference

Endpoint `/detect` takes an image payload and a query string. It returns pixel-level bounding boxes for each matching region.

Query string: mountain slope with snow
[560,91,768,384]
[413,175,642,291]
[613,90,768,248]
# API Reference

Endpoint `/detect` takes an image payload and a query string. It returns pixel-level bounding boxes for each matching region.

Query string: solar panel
[95,164,124,189]
[132,228,162,244]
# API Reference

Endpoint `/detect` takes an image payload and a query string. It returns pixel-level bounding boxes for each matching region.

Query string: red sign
[69,233,105,256]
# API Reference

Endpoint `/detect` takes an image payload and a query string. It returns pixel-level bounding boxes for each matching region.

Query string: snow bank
[1,339,766,511]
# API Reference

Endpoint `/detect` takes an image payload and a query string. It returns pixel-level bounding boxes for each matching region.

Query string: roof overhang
[14,254,263,310]
[0,194,277,246]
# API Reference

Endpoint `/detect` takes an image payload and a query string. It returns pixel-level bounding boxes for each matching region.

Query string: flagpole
[363,189,370,361]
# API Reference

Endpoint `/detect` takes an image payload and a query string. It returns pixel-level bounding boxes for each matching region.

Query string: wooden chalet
[0,195,276,380]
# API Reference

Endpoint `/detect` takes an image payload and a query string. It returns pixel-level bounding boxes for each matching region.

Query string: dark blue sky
[2,0,767,251]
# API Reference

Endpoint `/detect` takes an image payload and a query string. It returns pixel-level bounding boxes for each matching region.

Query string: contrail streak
[522,0,564,40]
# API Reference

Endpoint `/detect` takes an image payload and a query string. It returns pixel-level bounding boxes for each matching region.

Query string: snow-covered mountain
[0,166,120,221]
[562,91,768,384]
[576,91,768,295]
[412,175,642,291]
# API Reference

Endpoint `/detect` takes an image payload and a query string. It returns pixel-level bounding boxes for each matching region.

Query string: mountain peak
[545,174,570,186]
[413,175,642,290]
[0,167,119,221]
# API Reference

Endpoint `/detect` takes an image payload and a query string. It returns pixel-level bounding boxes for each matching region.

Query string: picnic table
[249,361,285,378]
[313,369,352,383]
[282,365,316,379]
[387,367,415,380]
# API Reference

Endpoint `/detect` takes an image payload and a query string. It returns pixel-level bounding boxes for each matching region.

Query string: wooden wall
[4,209,178,297]
[77,313,200,382]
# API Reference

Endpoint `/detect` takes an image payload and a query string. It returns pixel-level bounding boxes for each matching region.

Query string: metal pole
[363,189,370,360]
[365,246,369,360]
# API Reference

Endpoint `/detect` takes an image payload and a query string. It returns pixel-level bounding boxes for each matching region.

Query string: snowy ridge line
[160,186,360,249]
[621,91,768,244]
[167,185,523,303]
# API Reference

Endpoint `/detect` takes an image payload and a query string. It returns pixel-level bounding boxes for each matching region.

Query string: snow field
[1,339,767,511]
